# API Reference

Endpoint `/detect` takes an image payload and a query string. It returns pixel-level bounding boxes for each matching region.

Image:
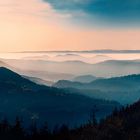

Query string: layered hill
[0,67,120,127]
[54,74,140,104]
[72,75,101,83]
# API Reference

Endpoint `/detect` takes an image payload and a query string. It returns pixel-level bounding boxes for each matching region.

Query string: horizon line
[10,49,140,54]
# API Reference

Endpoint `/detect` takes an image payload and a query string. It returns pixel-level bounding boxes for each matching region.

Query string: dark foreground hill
[0,67,120,128]
[0,93,139,139]
[68,99,140,140]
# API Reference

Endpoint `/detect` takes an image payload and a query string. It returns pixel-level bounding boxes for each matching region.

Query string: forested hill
[0,98,140,139]
[69,99,140,140]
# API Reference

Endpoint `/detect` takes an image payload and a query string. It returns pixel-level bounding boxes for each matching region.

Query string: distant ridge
[54,74,140,104]
[16,50,140,54]
[72,75,101,83]
[54,74,140,90]
[4,58,140,77]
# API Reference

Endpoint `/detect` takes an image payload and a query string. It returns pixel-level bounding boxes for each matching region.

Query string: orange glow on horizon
[0,0,140,52]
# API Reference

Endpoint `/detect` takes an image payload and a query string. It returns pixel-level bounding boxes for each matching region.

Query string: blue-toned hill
[0,67,120,128]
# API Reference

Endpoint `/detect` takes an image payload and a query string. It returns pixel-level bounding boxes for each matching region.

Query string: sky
[0,0,140,52]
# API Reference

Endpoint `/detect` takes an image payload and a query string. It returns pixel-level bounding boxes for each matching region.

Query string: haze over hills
[22,54,112,64]
[72,75,101,83]
[54,74,140,92]
[49,54,112,63]
[23,55,50,60]
[18,69,74,82]
[3,58,140,78]
[0,67,120,127]
[0,60,12,69]
[54,74,140,104]
[51,54,88,62]
[2,58,140,104]
[23,76,54,86]
[90,55,112,63]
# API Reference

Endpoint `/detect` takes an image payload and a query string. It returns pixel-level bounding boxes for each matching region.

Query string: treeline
[1,100,140,140]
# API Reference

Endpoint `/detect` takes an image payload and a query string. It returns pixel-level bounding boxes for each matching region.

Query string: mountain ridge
[54,74,140,104]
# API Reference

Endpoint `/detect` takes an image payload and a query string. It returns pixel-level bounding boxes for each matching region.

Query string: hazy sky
[0,0,140,52]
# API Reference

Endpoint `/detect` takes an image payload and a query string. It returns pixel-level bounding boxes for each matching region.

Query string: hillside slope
[0,67,120,127]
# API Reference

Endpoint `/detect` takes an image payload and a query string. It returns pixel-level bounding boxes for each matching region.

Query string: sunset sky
[0,0,140,52]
